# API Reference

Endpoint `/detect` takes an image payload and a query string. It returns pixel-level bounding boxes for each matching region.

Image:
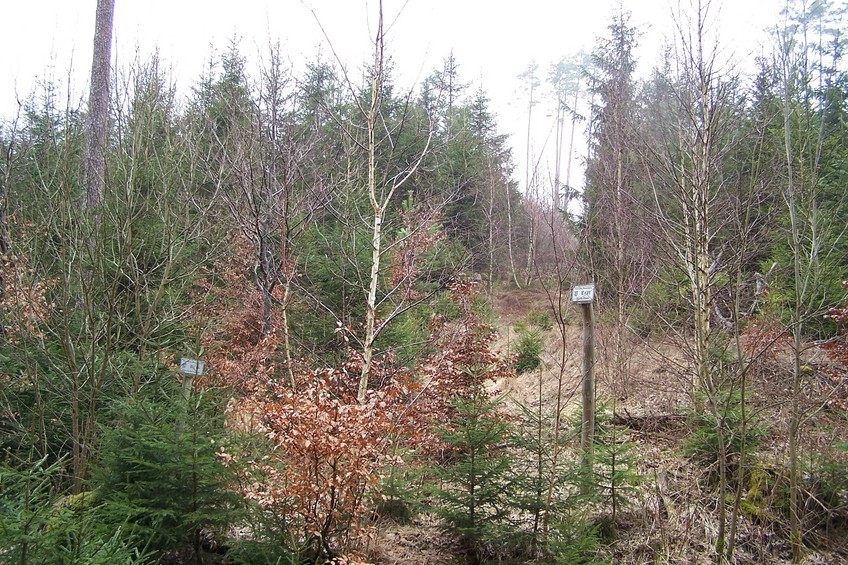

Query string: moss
[746,465,770,504]
[738,498,770,522]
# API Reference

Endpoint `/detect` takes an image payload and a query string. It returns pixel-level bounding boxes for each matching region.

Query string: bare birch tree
[638,1,746,557]
[308,1,436,403]
[355,2,433,402]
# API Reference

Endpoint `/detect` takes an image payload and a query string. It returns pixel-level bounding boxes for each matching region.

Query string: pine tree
[430,373,515,563]
[94,384,244,562]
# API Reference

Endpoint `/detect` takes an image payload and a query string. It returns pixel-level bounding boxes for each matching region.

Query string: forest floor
[360,286,848,564]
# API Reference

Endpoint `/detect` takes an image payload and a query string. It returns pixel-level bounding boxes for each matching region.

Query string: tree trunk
[0,123,15,257]
[786,76,805,565]
[564,81,581,206]
[0,125,14,308]
[487,158,495,295]
[82,0,115,211]
[353,0,432,403]
[523,76,536,288]
[505,176,520,288]
[358,4,385,404]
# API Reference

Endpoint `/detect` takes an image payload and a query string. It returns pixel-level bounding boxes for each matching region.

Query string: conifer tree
[430,371,515,563]
[94,385,244,562]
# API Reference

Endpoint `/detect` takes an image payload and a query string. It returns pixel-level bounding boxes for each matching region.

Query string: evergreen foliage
[0,456,141,564]
[429,377,516,563]
[683,389,766,483]
[589,408,640,522]
[93,384,244,562]
[808,439,848,531]
[509,386,577,556]
[513,322,544,374]
[377,445,427,524]
[548,516,608,565]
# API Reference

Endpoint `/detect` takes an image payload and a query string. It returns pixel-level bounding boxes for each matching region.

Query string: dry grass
[462,287,848,563]
[364,514,463,565]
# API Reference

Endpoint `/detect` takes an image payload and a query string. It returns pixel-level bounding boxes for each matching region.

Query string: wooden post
[580,301,595,472]
[181,374,194,401]
[571,283,596,478]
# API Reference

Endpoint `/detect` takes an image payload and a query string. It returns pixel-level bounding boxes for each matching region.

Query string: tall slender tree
[518,62,541,287]
[353,0,433,402]
[584,9,642,530]
[82,0,115,212]
[773,1,848,559]
[585,9,641,331]
[549,53,587,213]
[637,2,748,557]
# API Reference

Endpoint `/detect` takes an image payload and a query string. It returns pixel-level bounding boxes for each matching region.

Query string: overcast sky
[3,0,781,193]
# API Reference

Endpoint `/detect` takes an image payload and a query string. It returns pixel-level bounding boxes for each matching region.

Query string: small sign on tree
[571,283,595,303]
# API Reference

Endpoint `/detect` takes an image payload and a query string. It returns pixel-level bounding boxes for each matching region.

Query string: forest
[1,0,848,563]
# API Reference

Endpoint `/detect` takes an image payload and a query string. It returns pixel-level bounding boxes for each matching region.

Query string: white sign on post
[179,358,205,376]
[571,284,595,304]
